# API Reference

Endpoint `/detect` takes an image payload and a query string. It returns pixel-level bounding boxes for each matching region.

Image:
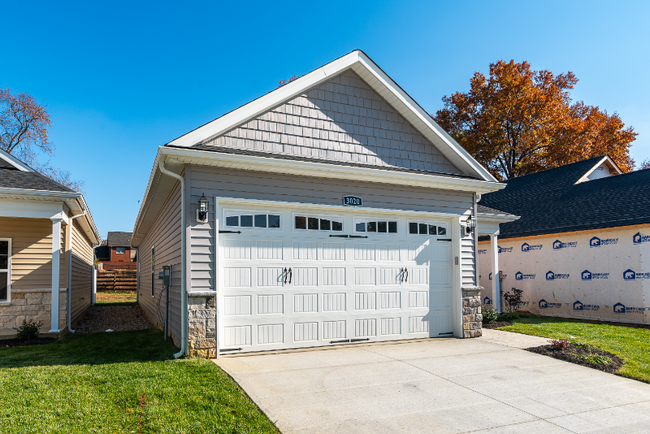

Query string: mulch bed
[482,321,513,329]
[0,337,58,348]
[527,344,623,374]
[73,305,153,334]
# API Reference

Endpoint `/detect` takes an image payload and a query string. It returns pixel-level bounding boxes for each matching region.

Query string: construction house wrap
[477,156,650,325]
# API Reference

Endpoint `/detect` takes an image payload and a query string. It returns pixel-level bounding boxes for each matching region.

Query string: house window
[0,239,10,302]
[354,219,398,234]
[408,222,447,236]
[294,215,343,232]
[225,211,281,229]
[116,247,126,255]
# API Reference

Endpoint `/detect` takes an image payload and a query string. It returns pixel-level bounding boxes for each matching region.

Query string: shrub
[497,311,520,322]
[571,341,597,350]
[549,339,570,350]
[573,353,611,365]
[503,287,524,312]
[482,306,499,324]
[14,319,44,341]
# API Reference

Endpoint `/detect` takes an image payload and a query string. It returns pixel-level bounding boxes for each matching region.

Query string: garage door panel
[294,322,319,342]
[224,325,252,347]
[380,317,401,336]
[256,241,283,259]
[354,268,376,285]
[257,294,284,314]
[322,242,346,260]
[293,242,317,260]
[409,291,428,308]
[355,292,377,310]
[257,267,284,287]
[323,292,346,311]
[293,267,318,286]
[409,316,429,334]
[323,268,346,286]
[380,291,401,309]
[354,244,376,261]
[380,267,401,285]
[293,293,318,313]
[258,324,284,344]
[224,295,252,316]
[224,268,252,287]
[323,320,347,339]
[378,244,400,261]
[223,240,252,259]
[355,318,377,337]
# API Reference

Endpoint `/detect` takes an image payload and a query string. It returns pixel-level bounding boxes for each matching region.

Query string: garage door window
[408,222,447,236]
[354,219,398,234]
[294,215,343,232]
[225,211,281,229]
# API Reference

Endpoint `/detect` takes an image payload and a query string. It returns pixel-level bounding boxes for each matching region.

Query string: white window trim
[115,247,126,255]
[406,220,449,237]
[223,209,283,231]
[353,218,400,236]
[291,212,345,233]
[0,238,11,304]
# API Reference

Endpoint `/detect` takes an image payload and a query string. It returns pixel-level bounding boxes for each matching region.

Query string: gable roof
[165,50,496,183]
[479,156,647,238]
[107,231,132,247]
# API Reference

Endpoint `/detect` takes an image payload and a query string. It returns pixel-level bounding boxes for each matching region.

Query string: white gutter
[66,211,86,333]
[158,160,187,358]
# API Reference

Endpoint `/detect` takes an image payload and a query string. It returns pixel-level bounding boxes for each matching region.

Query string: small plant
[549,338,570,350]
[482,306,499,324]
[14,319,44,341]
[503,287,524,312]
[571,341,597,350]
[573,353,611,365]
[497,311,520,322]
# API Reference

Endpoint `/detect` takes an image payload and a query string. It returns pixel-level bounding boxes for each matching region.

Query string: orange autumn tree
[0,88,83,192]
[433,60,636,180]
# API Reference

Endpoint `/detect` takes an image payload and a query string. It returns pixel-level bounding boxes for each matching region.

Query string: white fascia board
[0,198,64,219]
[164,50,495,183]
[166,52,360,148]
[162,146,505,194]
[0,148,33,172]
[477,213,519,235]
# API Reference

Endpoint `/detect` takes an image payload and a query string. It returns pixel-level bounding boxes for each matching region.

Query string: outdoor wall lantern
[464,215,476,235]
[197,193,209,223]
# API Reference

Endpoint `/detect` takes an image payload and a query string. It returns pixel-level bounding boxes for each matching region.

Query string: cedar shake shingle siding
[204,70,460,175]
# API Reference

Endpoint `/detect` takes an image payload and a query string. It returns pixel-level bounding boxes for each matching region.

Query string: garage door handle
[437,238,452,242]
[283,267,288,284]
[329,234,349,238]
[349,235,368,239]
[219,230,241,234]
[404,268,408,283]
[288,267,292,284]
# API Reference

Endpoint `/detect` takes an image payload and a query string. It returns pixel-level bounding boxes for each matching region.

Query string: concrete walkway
[215,333,650,433]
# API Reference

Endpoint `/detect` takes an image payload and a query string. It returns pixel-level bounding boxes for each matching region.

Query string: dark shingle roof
[0,167,74,192]
[479,157,650,238]
[107,232,132,247]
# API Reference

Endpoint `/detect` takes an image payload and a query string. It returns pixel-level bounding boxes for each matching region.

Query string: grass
[0,329,279,433]
[499,316,650,383]
[96,290,137,305]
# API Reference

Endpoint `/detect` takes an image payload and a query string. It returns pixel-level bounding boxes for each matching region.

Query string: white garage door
[216,204,453,354]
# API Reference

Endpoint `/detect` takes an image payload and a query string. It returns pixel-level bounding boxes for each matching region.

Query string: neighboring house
[477,155,650,325]
[132,50,512,358]
[98,231,136,270]
[0,148,100,337]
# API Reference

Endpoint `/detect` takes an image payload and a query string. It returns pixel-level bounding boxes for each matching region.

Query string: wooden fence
[97,270,137,291]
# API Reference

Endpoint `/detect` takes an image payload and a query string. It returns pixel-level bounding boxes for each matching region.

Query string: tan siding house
[132,50,510,358]
[0,149,100,338]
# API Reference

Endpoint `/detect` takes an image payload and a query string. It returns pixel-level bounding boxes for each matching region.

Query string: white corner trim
[575,156,623,184]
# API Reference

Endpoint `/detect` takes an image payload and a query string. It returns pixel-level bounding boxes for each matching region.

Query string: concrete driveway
[215,333,650,433]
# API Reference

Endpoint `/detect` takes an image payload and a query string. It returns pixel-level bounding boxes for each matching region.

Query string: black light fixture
[465,215,476,235]
[197,193,209,223]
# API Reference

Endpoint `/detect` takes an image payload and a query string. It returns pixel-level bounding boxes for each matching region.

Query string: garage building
[131,50,508,357]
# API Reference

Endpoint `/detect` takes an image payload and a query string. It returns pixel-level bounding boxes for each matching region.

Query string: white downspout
[158,160,187,358]
[66,211,86,333]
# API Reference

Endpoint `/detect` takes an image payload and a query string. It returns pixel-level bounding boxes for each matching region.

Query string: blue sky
[2,1,649,240]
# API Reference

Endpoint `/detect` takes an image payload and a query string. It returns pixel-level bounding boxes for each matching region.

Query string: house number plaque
[343,196,363,206]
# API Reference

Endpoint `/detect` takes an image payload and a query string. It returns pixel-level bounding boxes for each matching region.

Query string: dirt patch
[97,290,137,303]
[74,305,153,334]
[0,337,58,348]
[527,344,623,375]
[482,321,513,329]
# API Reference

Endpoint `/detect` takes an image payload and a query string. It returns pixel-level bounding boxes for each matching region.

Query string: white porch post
[49,217,63,333]
[489,233,500,312]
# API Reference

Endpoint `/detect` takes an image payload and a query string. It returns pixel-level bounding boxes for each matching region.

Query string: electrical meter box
[162,265,171,286]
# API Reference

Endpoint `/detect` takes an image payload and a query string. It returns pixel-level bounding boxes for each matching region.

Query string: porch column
[49,217,63,333]
[489,233,500,312]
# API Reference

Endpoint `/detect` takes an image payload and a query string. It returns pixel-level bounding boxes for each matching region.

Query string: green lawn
[499,316,650,383]
[0,329,279,433]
